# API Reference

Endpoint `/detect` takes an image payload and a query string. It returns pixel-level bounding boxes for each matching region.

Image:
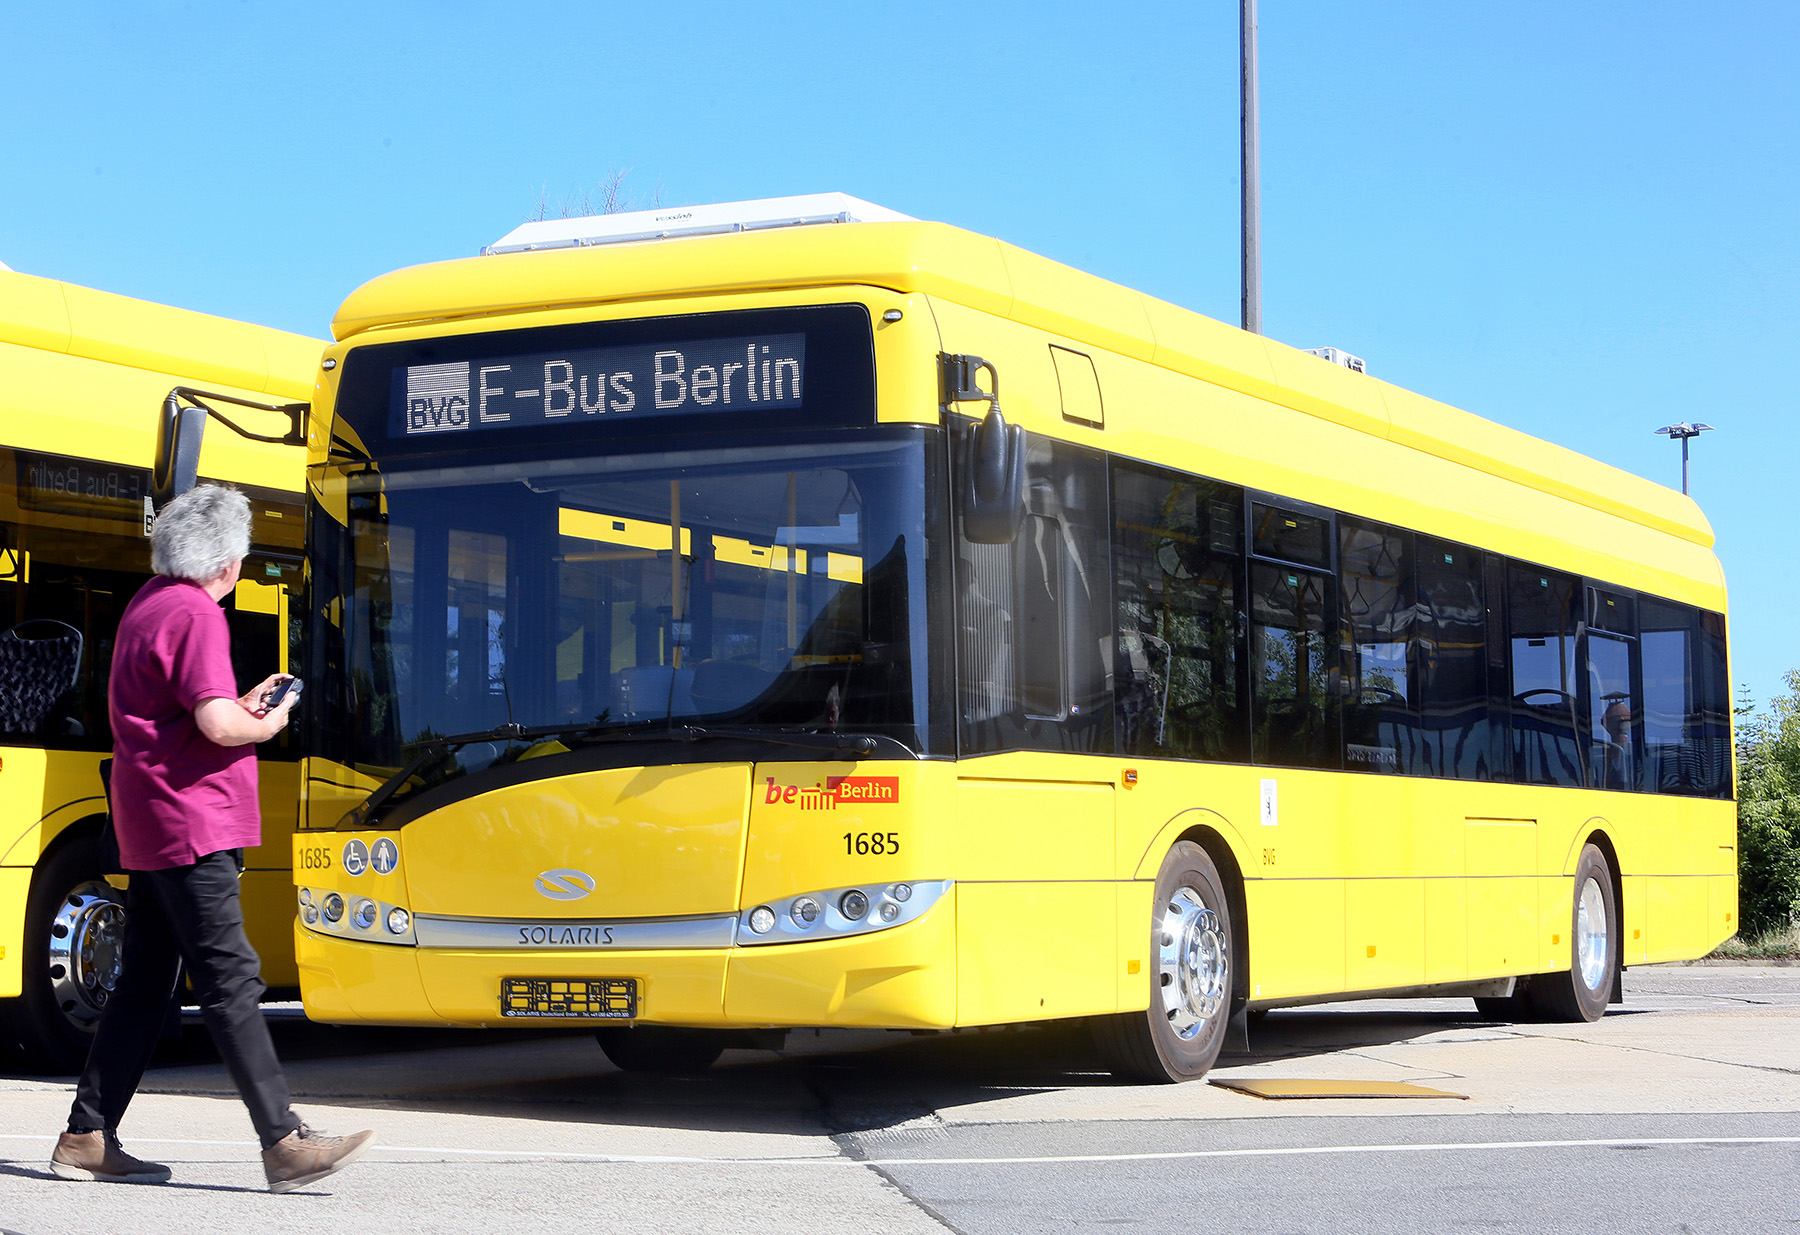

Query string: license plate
[500,977,638,1019]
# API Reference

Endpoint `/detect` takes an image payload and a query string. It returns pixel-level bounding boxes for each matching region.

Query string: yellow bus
[0,269,320,1071]
[186,194,1729,1081]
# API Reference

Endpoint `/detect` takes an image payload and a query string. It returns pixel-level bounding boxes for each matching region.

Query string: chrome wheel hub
[1157,887,1227,1039]
[47,882,124,1028]
[1575,876,1609,993]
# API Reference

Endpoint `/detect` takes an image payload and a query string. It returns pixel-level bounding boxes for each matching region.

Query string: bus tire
[596,1026,727,1074]
[1527,844,1617,1023]
[2,835,122,1075]
[1092,841,1232,1083]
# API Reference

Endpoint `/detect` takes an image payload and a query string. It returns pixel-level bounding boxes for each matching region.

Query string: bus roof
[0,269,322,403]
[330,213,1710,550]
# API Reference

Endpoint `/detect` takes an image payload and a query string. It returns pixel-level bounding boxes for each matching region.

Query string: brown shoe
[262,1123,376,1193]
[49,1130,172,1184]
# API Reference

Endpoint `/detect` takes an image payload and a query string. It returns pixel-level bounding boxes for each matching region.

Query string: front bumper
[293,883,959,1030]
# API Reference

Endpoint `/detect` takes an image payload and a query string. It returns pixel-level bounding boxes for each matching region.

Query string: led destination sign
[396,332,806,437]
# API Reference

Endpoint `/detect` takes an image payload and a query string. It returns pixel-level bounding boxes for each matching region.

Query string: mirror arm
[152,387,310,510]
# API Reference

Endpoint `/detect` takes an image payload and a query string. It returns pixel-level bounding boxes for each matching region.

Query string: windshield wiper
[343,720,878,828]
[343,720,615,828]
[656,725,878,757]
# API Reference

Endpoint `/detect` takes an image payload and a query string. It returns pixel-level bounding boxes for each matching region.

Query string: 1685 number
[843,832,899,856]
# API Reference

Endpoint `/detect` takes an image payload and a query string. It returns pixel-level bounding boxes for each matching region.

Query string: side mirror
[961,402,1026,544]
[152,391,208,511]
[943,354,1026,545]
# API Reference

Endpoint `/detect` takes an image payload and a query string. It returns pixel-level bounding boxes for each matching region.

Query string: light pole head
[1654,422,1715,441]
[1653,423,1715,494]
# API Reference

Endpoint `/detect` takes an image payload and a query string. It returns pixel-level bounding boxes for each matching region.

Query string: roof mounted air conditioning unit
[1304,346,1367,375]
[484,193,915,256]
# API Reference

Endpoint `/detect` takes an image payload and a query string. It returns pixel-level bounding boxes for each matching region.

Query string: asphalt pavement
[2,964,1797,1234]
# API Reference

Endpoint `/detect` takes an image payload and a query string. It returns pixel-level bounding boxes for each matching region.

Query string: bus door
[952,431,1117,1024]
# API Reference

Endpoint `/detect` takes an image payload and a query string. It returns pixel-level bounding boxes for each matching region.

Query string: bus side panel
[1709,874,1739,953]
[1622,874,1649,964]
[1465,819,1538,977]
[242,760,301,987]
[1643,875,1711,963]
[1345,878,1426,991]
[1245,879,1346,1000]
[954,776,1116,1025]
[0,866,27,997]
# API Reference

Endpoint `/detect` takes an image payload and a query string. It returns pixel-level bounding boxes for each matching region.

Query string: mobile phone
[267,676,303,708]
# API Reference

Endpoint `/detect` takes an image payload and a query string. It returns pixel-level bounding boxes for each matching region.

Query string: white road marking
[5,1133,1799,1168]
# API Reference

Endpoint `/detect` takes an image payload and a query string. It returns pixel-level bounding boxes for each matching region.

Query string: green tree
[1737,670,1800,936]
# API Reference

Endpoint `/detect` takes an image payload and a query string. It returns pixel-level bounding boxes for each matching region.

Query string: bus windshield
[310,429,945,791]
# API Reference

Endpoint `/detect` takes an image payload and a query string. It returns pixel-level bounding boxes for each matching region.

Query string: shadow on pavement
[0,1000,1637,1137]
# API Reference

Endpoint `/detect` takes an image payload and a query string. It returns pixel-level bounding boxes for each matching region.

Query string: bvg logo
[762,776,901,811]
[535,869,597,901]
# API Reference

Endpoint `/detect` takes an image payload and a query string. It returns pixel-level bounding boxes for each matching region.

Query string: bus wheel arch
[1094,829,1243,1083]
[1578,825,1625,1003]
[3,819,121,1073]
[1176,824,1251,1020]
[1528,838,1620,1023]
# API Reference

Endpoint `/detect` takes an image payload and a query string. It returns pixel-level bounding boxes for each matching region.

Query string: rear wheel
[2,835,122,1074]
[1092,841,1233,1083]
[1527,844,1617,1023]
[596,1026,728,1074]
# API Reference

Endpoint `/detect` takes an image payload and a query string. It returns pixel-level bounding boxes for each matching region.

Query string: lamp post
[1654,422,1714,495]
[1241,0,1260,335]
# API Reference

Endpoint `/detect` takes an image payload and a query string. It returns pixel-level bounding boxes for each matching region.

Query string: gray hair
[150,484,251,582]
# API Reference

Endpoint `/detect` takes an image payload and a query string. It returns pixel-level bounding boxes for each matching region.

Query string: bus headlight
[737,881,951,946]
[352,899,377,930]
[386,907,411,935]
[302,904,320,926]
[322,893,345,923]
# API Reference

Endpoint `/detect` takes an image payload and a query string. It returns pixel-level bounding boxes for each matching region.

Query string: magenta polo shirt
[108,575,261,870]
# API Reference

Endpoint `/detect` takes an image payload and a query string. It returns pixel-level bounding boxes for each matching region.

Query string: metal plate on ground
[501,977,638,1019]
[1209,1078,1468,1100]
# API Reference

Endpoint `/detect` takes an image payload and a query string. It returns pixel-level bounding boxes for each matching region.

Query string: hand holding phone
[267,676,303,709]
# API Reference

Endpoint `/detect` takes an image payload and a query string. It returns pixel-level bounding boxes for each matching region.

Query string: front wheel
[1528,844,1617,1023]
[596,1026,728,1074]
[1,835,123,1074]
[1092,841,1233,1083]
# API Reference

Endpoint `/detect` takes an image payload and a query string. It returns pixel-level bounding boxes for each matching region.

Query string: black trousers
[67,849,301,1150]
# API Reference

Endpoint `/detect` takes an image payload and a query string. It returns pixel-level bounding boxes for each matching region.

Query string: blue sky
[4,1,1794,710]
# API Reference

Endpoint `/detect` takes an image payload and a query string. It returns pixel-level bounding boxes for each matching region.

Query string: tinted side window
[1696,610,1732,798]
[1112,464,1247,762]
[0,449,159,750]
[1639,599,1733,798]
[1509,565,1582,786]
[1339,519,1415,774]
[1639,597,1695,793]
[1418,538,1497,780]
[1582,582,1641,791]
[1250,563,1339,768]
[955,429,1112,754]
